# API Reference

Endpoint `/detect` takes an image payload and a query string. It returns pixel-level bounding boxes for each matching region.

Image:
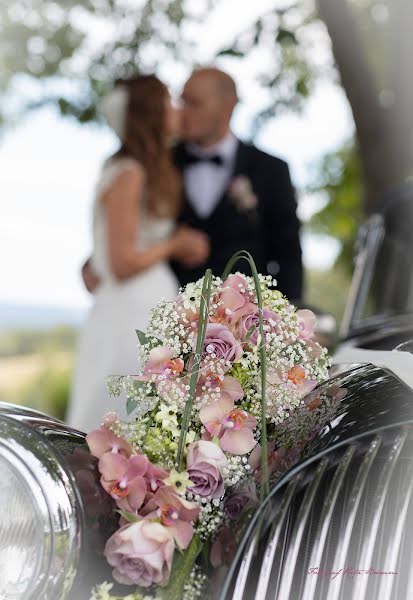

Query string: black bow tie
[181,150,224,167]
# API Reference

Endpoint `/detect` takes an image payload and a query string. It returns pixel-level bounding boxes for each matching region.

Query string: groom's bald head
[181,67,238,147]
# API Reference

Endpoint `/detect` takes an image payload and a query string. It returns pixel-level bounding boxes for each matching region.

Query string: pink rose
[223,482,258,520]
[186,440,227,499]
[237,307,280,345]
[201,323,242,369]
[105,520,174,587]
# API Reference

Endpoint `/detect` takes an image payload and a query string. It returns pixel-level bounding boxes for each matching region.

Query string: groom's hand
[81,258,101,294]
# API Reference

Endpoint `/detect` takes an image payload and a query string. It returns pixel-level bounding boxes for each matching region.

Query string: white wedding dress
[67,158,179,432]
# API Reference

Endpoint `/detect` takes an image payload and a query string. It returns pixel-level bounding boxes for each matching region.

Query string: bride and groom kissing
[67,67,303,432]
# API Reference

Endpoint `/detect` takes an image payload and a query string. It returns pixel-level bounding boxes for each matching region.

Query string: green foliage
[0,325,78,358]
[305,265,352,324]
[308,140,363,273]
[0,326,77,419]
[0,0,322,127]
[18,363,72,420]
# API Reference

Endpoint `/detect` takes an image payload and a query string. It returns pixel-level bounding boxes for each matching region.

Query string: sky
[0,0,355,310]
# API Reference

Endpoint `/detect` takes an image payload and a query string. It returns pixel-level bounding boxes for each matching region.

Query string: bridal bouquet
[88,252,332,600]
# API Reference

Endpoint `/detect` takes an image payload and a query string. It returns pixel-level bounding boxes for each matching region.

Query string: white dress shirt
[184,132,239,219]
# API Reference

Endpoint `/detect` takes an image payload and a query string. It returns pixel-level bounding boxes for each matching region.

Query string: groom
[171,68,303,300]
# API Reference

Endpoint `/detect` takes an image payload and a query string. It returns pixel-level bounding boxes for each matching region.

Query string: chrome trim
[301,445,355,600]
[326,436,382,600]
[222,423,413,600]
[378,451,413,600]
[352,428,408,600]
[254,476,302,600]
[276,458,329,600]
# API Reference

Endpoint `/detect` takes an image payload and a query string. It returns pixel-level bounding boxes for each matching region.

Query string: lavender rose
[105,520,174,587]
[201,323,242,368]
[186,440,227,499]
[224,482,258,520]
[238,307,280,345]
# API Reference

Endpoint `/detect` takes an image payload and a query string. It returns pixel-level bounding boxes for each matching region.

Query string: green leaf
[276,28,297,45]
[116,509,141,523]
[135,329,162,349]
[159,535,203,600]
[217,47,245,57]
[126,396,139,415]
[135,329,149,346]
[126,383,157,415]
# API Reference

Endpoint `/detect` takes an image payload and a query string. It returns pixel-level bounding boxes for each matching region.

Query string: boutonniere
[229,175,258,213]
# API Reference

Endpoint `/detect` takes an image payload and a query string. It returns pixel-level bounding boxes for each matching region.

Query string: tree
[1,0,411,211]
[308,140,362,273]
[0,1,319,124]
[316,0,413,211]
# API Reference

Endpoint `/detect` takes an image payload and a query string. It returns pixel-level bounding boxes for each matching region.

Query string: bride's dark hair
[112,74,181,217]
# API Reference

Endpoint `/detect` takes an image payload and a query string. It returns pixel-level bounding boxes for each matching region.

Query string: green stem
[222,251,270,501]
[176,270,213,470]
[159,535,203,600]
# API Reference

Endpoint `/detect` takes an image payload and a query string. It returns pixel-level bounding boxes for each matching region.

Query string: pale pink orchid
[306,339,323,359]
[249,442,289,480]
[267,364,318,400]
[145,462,169,493]
[99,453,149,512]
[86,426,133,459]
[199,374,243,400]
[146,486,200,550]
[200,396,257,455]
[210,274,259,326]
[297,309,317,340]
[142,346,184,378]
[212,286,246,323]
[224,273,249,294]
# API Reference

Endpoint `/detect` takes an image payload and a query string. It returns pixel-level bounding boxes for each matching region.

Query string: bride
[67,75,209,432]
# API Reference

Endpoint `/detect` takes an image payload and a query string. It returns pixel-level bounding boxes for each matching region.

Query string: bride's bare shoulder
[97,157,145,201]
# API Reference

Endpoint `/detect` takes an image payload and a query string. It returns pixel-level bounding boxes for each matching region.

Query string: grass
[0,327,77,420]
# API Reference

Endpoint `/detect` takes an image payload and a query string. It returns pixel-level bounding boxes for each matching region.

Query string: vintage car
[1,188,413,599]
[220,186,413,600]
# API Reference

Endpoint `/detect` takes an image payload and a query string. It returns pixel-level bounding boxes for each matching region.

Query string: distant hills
[0,302,87,331]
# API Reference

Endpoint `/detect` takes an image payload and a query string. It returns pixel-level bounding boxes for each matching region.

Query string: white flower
[89,582,113,600]
[155,403,179,431]
[229,175,258,212]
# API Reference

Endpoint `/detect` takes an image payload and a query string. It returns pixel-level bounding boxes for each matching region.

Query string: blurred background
[0,0,411,419]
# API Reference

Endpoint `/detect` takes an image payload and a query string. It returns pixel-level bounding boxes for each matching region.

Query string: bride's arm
[103,165,176,280]
[103,164,208,281]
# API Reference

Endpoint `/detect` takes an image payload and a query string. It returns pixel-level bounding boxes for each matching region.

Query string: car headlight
[0,415,83,599]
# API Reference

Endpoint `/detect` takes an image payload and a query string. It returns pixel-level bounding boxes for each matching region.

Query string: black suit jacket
[171,140,303,300]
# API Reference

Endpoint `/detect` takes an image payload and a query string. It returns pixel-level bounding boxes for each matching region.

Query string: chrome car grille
[222,424,413,600]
